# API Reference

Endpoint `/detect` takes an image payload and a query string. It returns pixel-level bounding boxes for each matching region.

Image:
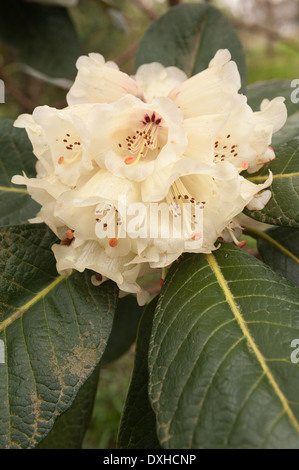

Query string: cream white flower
[12,49,287,303]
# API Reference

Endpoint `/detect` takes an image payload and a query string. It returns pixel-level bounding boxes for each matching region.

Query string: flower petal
[67,53,144,105]
[168,49,241,118]
[134,62,188,102]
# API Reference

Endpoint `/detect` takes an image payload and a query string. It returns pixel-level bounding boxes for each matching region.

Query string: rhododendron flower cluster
[12,49,287,304]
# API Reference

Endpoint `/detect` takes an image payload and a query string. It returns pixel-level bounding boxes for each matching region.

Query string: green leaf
[101,295,144,367]
[0,224,118,449]
[136,3,246,91]
[247,80,299,146]
[148,246,299,449]
[0,0,79,79]
[248,226,299,288]
[37,364,100,449]
[247,80,298,116]
[245,137,299,227]
[118,298,160,449]
[0,120,39,226]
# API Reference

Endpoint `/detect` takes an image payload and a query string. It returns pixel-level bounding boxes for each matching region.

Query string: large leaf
[0,120,39,226]
[136,3,246,91]
[245,137,299,227]
[118,298,160,449]
[249,226,299,288]
[37,364,100,449]
[0,224,118,449]
[247,80,299,146]
[148,245,299,448]
[247,80,298,116]
[0,0,79,79]
[101,295,144,366]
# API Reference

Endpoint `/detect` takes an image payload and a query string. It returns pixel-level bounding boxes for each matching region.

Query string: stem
[168,0,181,6]
[113,42,139,67]
[246,226,299,264]
[0,67,37,113]
[131,0,158,20]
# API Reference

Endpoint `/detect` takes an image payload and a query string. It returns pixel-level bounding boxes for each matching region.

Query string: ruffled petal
[168,49,241,118]
[67,53,144,105]
[134,62,187,102]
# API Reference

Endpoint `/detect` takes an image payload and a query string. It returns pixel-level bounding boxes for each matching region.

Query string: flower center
[57,133,82,166]
[166,179,205,241]
[214,135,239,162]
[120,112,163,166]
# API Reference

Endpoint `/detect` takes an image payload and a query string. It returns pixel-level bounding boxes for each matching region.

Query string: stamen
[128,140,147,166]
[122,113,162,165]
[167,179,203,239]
[241,161,249,170]
[213,136,239,164]
[159,266,166,287]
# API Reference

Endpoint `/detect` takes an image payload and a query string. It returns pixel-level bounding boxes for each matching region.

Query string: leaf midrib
[246,227,299,265]
[248,172,299,182]
[0,274,66,332]
[0,185,27,194]
[206,252,299,436]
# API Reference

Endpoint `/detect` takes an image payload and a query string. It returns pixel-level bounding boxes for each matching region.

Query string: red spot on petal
[191,231,202,240]
[109,238,118,247]
[66,229,74,240]
[124,156,135,165]
[58,156,64,164]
